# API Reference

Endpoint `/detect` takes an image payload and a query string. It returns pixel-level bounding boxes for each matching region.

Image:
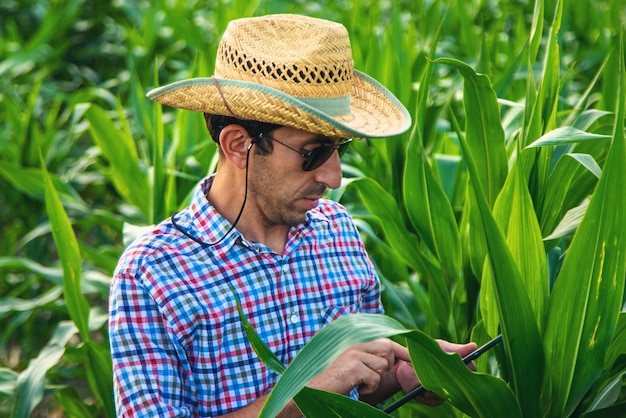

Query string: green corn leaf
[0,368,18,397]
[452,112,545,418]
[538,148,600,236]
[497,162,548,327]
[257,314,520,418]
[0,287,62,320]
[233,290,287,376]
[580,402,626,418]
[433,154,462,202]
[404,130,462,285]
[543,40,626,418]
[347,177,452,331]
[434,58,508,206]
[295,387,391,418]
[0,257,110,296]
[348,178,420,271]
[84,103,151,220]
[566,153,602,179]
[405,330,522,418]
[526,126,611,148]
[258,314,411,418]
[604,312,626,371]
[584,371,626,414]
[435,57,508,281]
[403,138,456,329]
[42,157,91,341]
[528,0,544,64]
[0,161,86,209]
[544,198,589,241]
[84,341,115,418]
[11,321,77,418]
[237,295,394,417]
[482,161,548,336]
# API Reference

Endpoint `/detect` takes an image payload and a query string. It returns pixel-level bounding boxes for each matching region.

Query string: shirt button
[282,264,289,274]
[290,313,299,324]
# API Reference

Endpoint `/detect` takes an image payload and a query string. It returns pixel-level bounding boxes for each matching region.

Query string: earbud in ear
[248,136,258,150]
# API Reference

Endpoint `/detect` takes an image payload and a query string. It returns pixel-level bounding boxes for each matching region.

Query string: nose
[313,149,342,189]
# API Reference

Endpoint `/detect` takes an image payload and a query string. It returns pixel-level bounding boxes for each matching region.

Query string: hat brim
[146,70,411,139]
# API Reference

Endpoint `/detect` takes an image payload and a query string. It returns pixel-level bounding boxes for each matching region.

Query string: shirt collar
[171,175,331,252]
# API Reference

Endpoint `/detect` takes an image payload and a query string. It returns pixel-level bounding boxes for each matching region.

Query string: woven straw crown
[147,14,411,138]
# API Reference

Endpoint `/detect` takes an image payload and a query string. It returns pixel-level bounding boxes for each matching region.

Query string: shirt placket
[277,253,304,365]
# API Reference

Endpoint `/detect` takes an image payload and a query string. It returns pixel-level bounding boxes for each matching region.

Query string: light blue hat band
[298,96,350,116]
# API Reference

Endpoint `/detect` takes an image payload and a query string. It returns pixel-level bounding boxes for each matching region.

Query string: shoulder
[308,199,363,242]
[113,219,184,278]
[314,199,353,223]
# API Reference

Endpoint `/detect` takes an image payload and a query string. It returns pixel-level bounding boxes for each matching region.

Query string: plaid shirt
[109,176,382,417]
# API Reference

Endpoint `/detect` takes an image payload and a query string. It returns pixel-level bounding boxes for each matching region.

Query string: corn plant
[1,0,624,417]
[251,0,626,417]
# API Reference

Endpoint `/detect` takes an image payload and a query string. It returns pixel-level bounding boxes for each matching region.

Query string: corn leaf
[84,341,115,417]
[0,368,18,397]
[0,161,86,208]
[295,387,391,418]
[42,157,91,340]
[233,290,287,375]
[544,198,589,241]
[405,330,522,418]
[348,178,420,271]
[543,41,626,417]
[434,58,507,206]
[348,177,452,332]
[258,314,521,418]
[237,297,394,417]
[526,126,611,148]
[482,161,548,336]
[604,312,626,370]
[84,103,151,220]
[538,148,599,236]
[404,131,462,286]
[452,112,545,418]
[11,321,77,418]
[258,314,411,417]
[435,57,508,281]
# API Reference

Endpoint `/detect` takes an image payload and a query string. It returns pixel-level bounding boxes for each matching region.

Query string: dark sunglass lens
[337,141,350,156]
[303,146,334,171]
[303,140,352,171]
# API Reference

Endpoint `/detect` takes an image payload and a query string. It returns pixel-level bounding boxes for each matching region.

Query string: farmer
[109,14,477,417]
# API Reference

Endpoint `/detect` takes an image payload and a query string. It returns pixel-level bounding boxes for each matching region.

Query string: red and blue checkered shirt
[109,176,382,417]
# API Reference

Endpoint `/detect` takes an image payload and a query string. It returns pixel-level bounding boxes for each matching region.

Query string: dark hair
[203,113,280,155]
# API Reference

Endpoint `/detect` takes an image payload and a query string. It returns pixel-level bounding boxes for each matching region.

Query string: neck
[208,169,290,254]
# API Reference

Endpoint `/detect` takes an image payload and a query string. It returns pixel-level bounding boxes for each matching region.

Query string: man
[109,14,476,417]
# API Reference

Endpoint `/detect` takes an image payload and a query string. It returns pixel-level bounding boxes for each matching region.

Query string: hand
[308,338,410,397]
[394,340,478,406]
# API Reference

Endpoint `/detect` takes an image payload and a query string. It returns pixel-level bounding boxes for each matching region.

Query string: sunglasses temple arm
[381,334,503,414]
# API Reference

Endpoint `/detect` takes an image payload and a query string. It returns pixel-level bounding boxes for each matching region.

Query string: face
[248,127,345,227]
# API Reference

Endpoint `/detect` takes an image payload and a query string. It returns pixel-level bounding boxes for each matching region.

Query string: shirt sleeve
[109,269,195,417]
[332,203,384,315]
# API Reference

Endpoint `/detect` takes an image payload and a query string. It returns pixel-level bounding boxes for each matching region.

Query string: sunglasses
[258,133,352,171]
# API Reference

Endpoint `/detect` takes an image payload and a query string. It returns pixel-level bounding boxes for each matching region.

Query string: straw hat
[147,14,411,139]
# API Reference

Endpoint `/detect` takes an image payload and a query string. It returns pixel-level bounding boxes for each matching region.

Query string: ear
[219,124,254,169]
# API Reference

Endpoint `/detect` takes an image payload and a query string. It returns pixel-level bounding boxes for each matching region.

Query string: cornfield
[1,0,624,417]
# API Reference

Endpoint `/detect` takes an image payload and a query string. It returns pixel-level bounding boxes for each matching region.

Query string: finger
[354,364,383,395]
[436,340,478,357]
[394,361,445,406]
[394,360,419,392]
[360,351,393,375]
[357,339,403,369]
